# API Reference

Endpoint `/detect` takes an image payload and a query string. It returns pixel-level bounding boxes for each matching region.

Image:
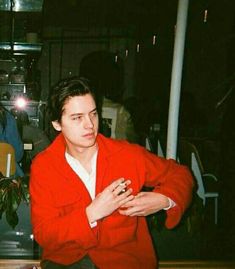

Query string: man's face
[52,93,99,151]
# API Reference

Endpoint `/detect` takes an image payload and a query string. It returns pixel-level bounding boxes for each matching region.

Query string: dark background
[1,0,235,261]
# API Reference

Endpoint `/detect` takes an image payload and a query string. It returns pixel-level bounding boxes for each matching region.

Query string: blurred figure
[22,112,51,159]
[0,102,24,177]
[102,96,139,142]
[80,51,139,143]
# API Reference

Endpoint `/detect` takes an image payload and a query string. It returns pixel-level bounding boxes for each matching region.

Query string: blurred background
[0,0,235,262]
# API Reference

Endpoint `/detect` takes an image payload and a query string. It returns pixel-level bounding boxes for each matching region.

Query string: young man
[30,77,193,269]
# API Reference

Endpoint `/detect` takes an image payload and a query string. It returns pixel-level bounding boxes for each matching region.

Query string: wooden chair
[178,138,219,224]
[0,142,16,177]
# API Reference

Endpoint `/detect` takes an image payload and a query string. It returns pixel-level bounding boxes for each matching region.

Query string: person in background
[30,77,193,269]
[0,102,24,177]
[21,112,51,159]
[79,51,139,143]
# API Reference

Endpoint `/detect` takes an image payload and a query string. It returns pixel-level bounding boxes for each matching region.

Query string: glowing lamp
[15,97,27,109]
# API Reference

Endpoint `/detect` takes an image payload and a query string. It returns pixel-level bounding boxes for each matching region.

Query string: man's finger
[119,204,141,215]
[107,178,125,192]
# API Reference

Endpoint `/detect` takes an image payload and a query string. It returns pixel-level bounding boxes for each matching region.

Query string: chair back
[179,139,206,201]
[191,151,206,201]
[145,136,165,157]
[0,142,16,177]
[179,139,203,169]
[101,106,118,138]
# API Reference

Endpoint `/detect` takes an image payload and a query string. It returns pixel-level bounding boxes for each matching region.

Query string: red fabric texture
[30,134,193,269]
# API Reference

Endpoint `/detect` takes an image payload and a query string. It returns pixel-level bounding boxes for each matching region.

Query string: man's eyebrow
[70,112,83,117]
[70,108,97,117]
[90,108,97,113]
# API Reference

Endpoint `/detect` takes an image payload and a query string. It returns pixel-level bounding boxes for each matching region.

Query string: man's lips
[83,132,95,138]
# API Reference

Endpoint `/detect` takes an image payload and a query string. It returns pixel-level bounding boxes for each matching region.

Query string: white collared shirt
[65,150,98,200]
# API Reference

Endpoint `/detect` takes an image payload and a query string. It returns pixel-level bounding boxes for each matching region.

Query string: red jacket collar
[47,132,126,160]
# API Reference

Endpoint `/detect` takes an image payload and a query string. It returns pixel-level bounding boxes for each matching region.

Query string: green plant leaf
[6,210,18,229]
[0,175,29,229]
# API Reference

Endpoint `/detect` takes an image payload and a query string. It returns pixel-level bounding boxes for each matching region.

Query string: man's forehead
[62,94,96,114]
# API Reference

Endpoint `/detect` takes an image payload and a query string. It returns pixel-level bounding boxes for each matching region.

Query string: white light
[153,35,156,45]
[15,97,27,109]
[16,231,24,236]
[204,9,208,22]
[14,1,20,11]
[136,43,140,53]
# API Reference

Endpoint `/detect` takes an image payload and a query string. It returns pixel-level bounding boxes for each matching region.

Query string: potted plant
[0,173,29,229]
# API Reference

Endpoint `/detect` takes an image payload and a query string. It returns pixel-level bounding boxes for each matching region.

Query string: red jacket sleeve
[140,148,194,229]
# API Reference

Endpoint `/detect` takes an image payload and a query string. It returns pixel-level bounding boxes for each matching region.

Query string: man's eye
[91,111,97,117]
[72,116,82,120]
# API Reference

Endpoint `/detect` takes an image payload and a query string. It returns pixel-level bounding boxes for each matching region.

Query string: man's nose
[84,116,94,128]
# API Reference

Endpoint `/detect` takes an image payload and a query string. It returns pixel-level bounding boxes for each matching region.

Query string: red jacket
[30,133,193,269]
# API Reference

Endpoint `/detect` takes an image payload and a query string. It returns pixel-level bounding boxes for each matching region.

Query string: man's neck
[66,143,98,173]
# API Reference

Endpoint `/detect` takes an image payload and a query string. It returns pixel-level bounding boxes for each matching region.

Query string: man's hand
[86,178,134,223]
[118,192,170,217]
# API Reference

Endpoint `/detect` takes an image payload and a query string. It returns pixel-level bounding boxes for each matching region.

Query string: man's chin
[83,138,97,148]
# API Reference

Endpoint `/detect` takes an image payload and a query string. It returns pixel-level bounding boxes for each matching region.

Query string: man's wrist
[163,197,176,210]
[86,205,96,224]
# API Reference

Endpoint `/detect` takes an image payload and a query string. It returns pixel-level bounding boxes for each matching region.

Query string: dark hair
[48,76,96,122]
[0,102,7,131]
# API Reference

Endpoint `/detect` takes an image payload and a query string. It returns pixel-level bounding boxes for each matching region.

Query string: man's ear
[52,120,62,131]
